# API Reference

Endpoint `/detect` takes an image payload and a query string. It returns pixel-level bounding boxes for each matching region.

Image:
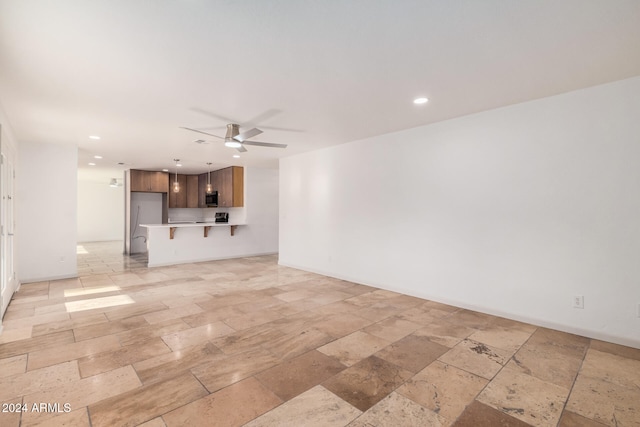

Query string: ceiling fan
[180,124,288,152]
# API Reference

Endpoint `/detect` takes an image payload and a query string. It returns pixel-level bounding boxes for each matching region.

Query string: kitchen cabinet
[130,170,169,192]
[168,174,201,208]
[198,173,209,208]
[212,166,244,207]
[168,174,187,208]
[186,175,199,208]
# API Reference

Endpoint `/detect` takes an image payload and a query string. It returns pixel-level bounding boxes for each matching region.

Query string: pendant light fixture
[206,162,213,194]
[173,159,180,193]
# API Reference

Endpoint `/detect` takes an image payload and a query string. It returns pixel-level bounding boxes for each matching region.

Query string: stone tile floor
[0,241,639,426]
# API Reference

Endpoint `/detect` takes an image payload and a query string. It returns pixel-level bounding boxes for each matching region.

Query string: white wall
[280,76,640,348]
[17,141,77,282]
[77,169,124,242]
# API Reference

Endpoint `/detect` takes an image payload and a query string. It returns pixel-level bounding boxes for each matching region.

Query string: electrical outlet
[573,295,584,309]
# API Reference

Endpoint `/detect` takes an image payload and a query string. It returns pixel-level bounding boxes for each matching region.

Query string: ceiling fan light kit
[180,122,288,152]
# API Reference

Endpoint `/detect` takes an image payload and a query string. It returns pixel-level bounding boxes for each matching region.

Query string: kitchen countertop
[140,222,245,228]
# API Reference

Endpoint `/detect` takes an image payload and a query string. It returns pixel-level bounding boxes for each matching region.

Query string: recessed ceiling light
[176,163,182,167]
[94,155,102,159]
[162,169,169,172]
[89,135,101,140]
[413,97,429,105]
[88,162,96,166]
[233,155,240,158]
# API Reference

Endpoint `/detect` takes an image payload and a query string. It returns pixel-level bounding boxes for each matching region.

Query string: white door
[1,139,17,319]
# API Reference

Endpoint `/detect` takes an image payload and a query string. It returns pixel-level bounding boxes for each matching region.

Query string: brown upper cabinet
[197,173,209,208]
[130,170,169,192]
[168,174,187,208]
[186,175,199,208]
[168,174,201,208]
[212,166,244,207]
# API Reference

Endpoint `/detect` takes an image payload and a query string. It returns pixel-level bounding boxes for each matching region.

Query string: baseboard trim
[278,260,640,350]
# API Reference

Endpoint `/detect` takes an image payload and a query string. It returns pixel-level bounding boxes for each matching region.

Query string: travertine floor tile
[318,331,389,367]
[312,313,373,338]
[2,247,637,427]
[27,335,121,371]
[323,356,413,412]
[0,361,80,401]
[31,312,108,337]
[468,325,534,352]
[137,417,167,427]
[438,338,511,380]
[88,372,208,427]
[446,309,495,329]
[223,308,283,331]
[103,301,168,322]
[160,321,234,351]
[116,318,190,346]
[78,338,171,377]
[452,400,532,427]
[255,350,346,401]
[509,344,582,389]
[477,364,569,427]
[0,397,23,427]
[397,361,488,423]
[72,315,148,341]
[22,365,141,424]
[565,350,640,427]
[396,306,446,325]
[25,409,91,427]
[353,303,402,322]
[589,340,640,361]
[411,319,474,348]
[245,385,360,427]
[348,391,445,427]
[142,303,204,324]
[212,322,287,355]
[134,341,222,385]
[0,326,33,344]
[576,348,640,389]
[262,326,334,360]
[1,311,70,331]
[0,354,27,379]
[558,410,609,427]
[363,316,422,342]
[162,377,281,427]
[525,327,589,360]
[191,347,280,393]
[375,334,449,373]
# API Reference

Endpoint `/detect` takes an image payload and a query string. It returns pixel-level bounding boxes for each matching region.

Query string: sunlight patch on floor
[64,294,135,312]
[64,285,122,298]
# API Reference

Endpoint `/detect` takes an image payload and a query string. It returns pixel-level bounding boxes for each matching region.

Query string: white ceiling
[1,1,640,176]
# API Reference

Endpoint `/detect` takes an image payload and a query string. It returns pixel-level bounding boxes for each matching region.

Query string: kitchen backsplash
[168,207,246,223]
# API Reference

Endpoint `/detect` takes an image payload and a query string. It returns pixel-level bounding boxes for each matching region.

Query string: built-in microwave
[205,191,218,207]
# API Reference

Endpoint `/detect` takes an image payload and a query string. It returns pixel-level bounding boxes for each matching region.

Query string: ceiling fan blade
[180,127,225,139]
[234,127,263,142]
[242,140,288,149]
[236,145,248,153]
[189,108,237,124]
